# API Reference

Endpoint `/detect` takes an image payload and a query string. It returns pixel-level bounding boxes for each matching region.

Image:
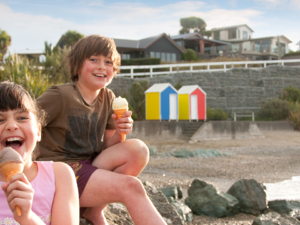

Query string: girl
[0,81,79,225]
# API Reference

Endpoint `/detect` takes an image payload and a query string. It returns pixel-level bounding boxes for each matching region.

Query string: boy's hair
[0,81,46,126]
[68,35,121,82]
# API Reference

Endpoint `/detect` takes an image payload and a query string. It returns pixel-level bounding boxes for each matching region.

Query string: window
[171,53,176,62]
[176,41,182,47]
[150,52,155,58]
[228,29,236,39]
[121,54,130,60]
[155,52,160,58]
[214,31,220,40]
[243,31,248,40]
[238,30,240,39]
[161,52,166,62]
[166,53,171,62]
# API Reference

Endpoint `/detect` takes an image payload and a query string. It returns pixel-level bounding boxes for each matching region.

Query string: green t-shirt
[34,82,115,163]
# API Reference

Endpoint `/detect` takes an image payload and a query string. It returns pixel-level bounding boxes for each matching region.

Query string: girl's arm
[103,110,134,149]
[51,162,79,225]
[1,173,46,224]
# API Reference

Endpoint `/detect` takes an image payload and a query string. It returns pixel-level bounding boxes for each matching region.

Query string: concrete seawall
[127,121,294,141]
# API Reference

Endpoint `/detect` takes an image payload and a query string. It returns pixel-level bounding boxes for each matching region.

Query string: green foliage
[147,145,157,156]
[289,102,300,130]
[256,98,290,121]
[43,46,71,83]
[121,58,160,65]
[280,86,300,103]
[179,17,207,34]
[206,107,228,120]
[63,30,84,47]
[174,80,183,90]
[0,54,53,98]
[284,51,300,57]
[182,49,198,61]
[127,80,149,120]
[0,29,11,61]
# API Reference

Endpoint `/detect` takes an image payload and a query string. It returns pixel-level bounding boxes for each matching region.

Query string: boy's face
[77,53,114,92]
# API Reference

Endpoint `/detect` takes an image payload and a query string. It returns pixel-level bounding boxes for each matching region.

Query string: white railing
[118,59,300,78]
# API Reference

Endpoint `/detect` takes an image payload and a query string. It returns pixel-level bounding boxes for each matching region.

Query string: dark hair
[68,35,121,82]
[0,81,46,126]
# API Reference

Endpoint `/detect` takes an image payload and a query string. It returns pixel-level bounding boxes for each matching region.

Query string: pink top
[0,161,55,225]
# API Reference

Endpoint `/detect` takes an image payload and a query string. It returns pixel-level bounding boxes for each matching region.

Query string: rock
[268,200,300,219]
[227,179,267,216]
[169,198,194,222]
[177,186,183,199]
[185,179,240,218]
[159,186,178,199]
[252,211,300,225]
[80,181,184,225]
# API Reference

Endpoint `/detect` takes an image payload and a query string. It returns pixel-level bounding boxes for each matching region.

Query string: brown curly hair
[67,35,120,82]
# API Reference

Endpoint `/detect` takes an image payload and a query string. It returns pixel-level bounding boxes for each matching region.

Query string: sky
[0,0,299,53]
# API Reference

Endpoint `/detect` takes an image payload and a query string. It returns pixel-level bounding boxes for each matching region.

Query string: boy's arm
[51,162,79,225]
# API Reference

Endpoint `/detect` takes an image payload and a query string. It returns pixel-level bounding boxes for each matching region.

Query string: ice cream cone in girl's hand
[0,147,24,216]
[112,97,128,141]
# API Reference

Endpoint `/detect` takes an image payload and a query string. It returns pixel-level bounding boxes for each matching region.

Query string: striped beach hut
[145,83,178,120]
[178,85,206,121]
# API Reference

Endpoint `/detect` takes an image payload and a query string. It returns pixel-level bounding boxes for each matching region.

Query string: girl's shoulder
[52,162,76,184]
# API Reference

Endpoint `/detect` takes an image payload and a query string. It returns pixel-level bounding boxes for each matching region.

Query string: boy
[35,35,166,225]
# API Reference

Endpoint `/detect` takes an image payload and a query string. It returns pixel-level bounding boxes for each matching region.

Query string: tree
[57,30,84,49]
[179,16,211,38]
[0,29,11,61]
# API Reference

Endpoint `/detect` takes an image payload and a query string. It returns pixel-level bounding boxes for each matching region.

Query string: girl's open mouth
[2,137,24,150]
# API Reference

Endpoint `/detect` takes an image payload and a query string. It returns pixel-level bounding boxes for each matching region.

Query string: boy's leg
[92,139,149,176]
[80,168,166,225]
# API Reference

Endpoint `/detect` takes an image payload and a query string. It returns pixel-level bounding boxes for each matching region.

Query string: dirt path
[138,131,300,224]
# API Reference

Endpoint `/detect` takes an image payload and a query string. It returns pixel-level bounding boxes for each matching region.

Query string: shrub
[182,49,198,61]
[206,107,228,120]
[288,102,300,130]
[280,86,300,103]
[256,98,290,121]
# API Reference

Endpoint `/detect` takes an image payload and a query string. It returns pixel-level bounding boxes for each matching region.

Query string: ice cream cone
[0,162,24,216]
[114,108,128,141]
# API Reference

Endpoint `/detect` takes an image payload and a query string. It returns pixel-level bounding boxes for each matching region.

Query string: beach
[139,131,300,224]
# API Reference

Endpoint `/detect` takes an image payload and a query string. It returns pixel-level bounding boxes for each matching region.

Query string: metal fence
[118,59,300,78]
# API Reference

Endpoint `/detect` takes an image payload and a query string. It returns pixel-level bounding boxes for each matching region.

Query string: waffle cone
[113,108,128,141]
[0,162,24,216]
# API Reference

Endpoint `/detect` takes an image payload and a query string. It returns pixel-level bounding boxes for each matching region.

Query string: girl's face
[0,99,41,166]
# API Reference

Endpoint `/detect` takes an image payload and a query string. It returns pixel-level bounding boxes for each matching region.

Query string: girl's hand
[111,110,134,137]
[1,173,42,223]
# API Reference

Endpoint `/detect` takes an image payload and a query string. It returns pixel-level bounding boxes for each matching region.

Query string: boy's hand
[1,173,36,223]
[111,110,134,138]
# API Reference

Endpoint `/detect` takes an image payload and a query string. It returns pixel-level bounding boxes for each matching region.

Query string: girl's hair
[0,81,46,126]
[68,35,121,82]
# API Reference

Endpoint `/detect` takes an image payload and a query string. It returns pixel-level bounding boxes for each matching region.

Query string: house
[114,33,186,62]
[210,24,292,60]
[297,40,300,51]
[171,33,231,59]
[178,85,206,121]
[144,83,178,120]
[15,49,44,61]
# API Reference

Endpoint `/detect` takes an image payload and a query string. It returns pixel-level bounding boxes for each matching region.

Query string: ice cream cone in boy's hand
[0,147,24,216]
[112,96,128,141]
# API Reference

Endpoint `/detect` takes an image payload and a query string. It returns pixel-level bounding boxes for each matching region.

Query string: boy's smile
[77,54,114,92]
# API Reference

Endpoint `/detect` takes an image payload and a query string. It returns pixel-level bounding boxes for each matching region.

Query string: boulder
[269,200,300,219]
[252,211,300,225]
[184,179,240,218]
[159,186,178,199]
[227,179,267,216]
[169,198,194,222]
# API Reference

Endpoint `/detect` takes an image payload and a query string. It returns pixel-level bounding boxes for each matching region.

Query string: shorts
[69,159,98,216]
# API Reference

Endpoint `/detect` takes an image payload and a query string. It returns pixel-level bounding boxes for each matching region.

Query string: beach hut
[178,85,206,121]
[145,83,178,120]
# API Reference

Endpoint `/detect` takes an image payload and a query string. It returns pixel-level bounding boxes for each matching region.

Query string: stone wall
[108,66,300,115]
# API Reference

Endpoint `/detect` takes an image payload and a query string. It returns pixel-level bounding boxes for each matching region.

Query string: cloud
[290,0,300,9]
[0,1,292,52]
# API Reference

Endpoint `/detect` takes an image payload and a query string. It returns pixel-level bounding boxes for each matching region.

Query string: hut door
[191,95,198,120]
[169,94,177,120]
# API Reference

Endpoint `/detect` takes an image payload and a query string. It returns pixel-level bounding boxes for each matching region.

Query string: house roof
[171,33,231,45]
[15,49,44,55]
[178,85,206,95]
[227,35,292,44]
[210,24,254,32]
[145,83,177,94]
[114,33,186,53]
